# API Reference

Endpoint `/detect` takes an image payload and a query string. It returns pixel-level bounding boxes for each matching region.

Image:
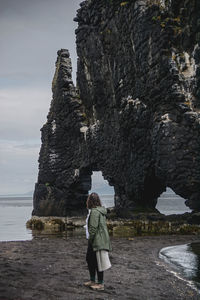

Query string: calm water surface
[0,189,192,241]
[0,197,32,241]
[160,242,200,291]
[156,187,192,215]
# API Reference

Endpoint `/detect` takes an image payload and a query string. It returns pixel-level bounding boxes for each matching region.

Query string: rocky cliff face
[33,50,91,216]
[33,0,200,216]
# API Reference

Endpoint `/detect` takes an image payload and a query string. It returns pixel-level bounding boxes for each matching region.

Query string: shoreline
[0,235,200,299]
[27,213,200,236]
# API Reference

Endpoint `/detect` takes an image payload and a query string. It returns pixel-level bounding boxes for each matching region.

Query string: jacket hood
[94,206,107,215]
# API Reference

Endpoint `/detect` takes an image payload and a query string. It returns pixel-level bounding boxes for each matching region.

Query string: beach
[0,235,200,300]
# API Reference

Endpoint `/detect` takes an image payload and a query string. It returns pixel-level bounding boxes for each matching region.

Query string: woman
[84,192,111,291]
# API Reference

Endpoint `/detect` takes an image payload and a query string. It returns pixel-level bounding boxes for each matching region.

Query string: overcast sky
[0,0,81,195]
[0,0,114,196]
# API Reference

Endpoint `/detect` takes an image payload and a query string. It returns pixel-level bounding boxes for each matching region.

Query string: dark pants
[86,242,104,283]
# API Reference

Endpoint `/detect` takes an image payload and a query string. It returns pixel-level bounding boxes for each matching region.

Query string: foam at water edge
[157,248,200,294]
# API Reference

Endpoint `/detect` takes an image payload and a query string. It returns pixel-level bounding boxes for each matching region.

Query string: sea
[0,188,200,290]
[159,243,200,293]
[0,196,33,242]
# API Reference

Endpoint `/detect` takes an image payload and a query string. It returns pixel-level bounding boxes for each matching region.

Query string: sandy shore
[0,235,200,300]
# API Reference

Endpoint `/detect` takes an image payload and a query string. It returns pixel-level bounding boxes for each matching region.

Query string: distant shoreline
[0,195,33,198]
[0,196,33,199]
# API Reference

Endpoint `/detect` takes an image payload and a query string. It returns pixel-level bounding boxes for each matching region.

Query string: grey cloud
[0,140,39,194]
[0,87,51,140]
[0,0,81,84]
[0,0,82,194]
[14,144,40,150]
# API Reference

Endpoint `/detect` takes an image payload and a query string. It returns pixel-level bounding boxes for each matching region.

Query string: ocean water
[0,188,191,242]
[156,187,192,215]
[101,188,192,215]
[100,194,114,208]
[0,197,33,242]
[160,243,200,292]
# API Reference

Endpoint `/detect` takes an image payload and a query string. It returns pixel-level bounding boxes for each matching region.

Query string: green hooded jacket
[88,206,112,252]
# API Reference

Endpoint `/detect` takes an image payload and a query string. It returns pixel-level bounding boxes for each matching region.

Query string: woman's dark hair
[87,192,102,209]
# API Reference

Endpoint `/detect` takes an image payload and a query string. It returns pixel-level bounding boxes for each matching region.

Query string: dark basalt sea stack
[33,0,200,217]
[33,49,91,216]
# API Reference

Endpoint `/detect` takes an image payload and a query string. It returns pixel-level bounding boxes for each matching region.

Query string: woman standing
[84,192,111,291]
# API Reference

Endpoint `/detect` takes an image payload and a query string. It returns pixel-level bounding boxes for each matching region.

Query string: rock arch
[33,0,200,217]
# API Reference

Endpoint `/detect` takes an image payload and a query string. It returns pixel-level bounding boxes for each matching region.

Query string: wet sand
[0,235,200,300]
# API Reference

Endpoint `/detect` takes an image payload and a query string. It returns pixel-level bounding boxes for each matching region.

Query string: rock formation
[33,0,200,217]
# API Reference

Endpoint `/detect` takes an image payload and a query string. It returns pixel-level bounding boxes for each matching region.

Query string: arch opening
[89,171,114,208]
[156,187,192,215]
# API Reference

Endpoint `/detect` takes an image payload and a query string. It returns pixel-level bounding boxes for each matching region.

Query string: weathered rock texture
[33,0,200,217]
[33,49,90,216]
